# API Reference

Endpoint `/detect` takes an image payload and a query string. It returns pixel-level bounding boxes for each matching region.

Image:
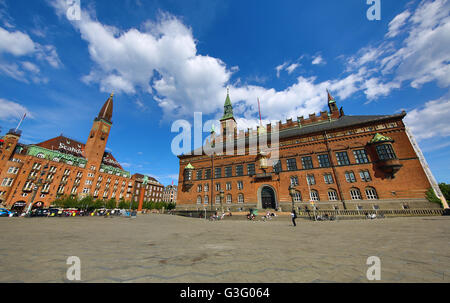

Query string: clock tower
[84,93,114,170]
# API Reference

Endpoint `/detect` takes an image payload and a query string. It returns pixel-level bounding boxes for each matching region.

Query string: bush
[426,188,442,207]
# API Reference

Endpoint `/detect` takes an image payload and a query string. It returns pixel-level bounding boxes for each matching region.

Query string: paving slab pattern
[0,215,449,283]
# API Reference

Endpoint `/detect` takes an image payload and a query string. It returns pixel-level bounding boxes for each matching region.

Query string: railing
[296,208,445,217]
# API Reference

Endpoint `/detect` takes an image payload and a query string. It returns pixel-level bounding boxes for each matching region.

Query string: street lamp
[288,184,296,210]
[24,164,48,216]
[220,189,224,213]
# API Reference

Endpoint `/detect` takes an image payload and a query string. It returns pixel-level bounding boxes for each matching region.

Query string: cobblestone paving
[0,215,449,282]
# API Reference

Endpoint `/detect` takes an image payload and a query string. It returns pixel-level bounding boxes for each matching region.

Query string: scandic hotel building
[0,94,164,212]
[177,91,448,212]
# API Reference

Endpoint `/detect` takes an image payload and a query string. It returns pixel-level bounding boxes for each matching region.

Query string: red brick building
[177,90,448,212]
[0,94,163,212]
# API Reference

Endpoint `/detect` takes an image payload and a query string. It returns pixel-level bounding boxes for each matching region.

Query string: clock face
[102,125,109,133]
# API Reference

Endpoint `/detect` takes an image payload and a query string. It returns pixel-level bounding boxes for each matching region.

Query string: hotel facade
[0,94,164,212]
[177,91,448,212]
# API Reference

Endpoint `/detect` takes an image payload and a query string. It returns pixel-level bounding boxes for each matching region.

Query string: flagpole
[15,113,26,132]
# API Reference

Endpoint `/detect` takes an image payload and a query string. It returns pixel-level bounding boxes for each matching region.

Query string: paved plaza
[0,214,449,283]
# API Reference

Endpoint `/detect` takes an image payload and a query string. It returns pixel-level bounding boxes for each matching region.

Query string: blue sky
[0,0,449,185]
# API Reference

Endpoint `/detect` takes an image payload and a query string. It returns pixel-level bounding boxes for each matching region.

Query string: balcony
[376,158,403,179]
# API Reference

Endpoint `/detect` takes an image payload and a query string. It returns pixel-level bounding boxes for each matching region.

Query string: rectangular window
[318,154,331,168]
[273,160,282,173]
[237,181,243,190]
[226,182,231,190]
[306,174,315,185]
[205,169,211,179]
[225,166,232,178]
[353,149,369,164]
[197,184,202,192]
[236,165,243,176]
[247,163,255,175]
[301,156,313,169]
[376,144,396,160]
[345,171,356,183]
[214,167,222,178]
[196,170,203,180]
[336,152,350,166]
[290,176,299,186]
[204,184,209,192]
[324,173,334,184]
[286,158,297,171]
[215,183,221,191]
[360,170,371,182]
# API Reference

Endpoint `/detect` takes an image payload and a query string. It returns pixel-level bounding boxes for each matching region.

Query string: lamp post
[24,164,48,216]
[288,184,296,211]
[220,189,224,214]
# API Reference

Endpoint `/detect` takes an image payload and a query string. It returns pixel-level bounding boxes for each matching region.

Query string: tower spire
[326,89,338,113]
[97,92,114,123]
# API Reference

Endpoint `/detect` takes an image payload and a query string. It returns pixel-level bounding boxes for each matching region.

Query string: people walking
[291,209,297,227]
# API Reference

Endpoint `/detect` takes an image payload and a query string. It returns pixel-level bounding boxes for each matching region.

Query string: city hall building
[177,90,447,212]
[0,94,164,212]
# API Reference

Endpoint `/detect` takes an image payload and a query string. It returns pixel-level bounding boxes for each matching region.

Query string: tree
[439,183,450,202]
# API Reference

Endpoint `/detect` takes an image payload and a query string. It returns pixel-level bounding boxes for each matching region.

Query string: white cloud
[0,26,61,82]
[285,63,299,74]
[47,0,449,132]
[312,55,325,65]
[0,98,33,121]
[348,0,450,95]
[275,62,288,78]
[405,94,450,140]
[386,10,411,38]
[0,27,35,56]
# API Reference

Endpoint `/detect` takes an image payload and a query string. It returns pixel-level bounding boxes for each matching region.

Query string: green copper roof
[27,145,87,167]
[220,92,234,121]
[369,133,393,144]
[185,162,194,169]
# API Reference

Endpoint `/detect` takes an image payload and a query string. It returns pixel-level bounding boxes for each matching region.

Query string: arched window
[197,195,202,204]
[204,195,209,204]
[293,191,302,202]
[226,194,232,204]
[310,190,319,201]
[238,194,244,203]
[350,188,362,200]
[215,195,221,204]
[36,153,45,159]
[328,189,338,201]
[365,187,378,200]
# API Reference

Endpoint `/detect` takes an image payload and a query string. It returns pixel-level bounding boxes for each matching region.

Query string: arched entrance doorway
[11,201,26,213]
[32,201,44,209]
[261,186,277,209]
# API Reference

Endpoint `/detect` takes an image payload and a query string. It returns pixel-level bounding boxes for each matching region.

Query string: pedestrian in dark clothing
[291,209,297,227]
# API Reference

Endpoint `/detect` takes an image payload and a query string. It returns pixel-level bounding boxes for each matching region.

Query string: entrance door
[261,187,276,209]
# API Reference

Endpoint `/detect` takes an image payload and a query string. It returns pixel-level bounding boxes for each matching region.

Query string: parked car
[48,208,60,217]
[0,208,11,217]
[31,209,49,217]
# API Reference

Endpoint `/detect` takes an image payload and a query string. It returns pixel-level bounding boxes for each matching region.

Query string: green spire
[220,87,234,121]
